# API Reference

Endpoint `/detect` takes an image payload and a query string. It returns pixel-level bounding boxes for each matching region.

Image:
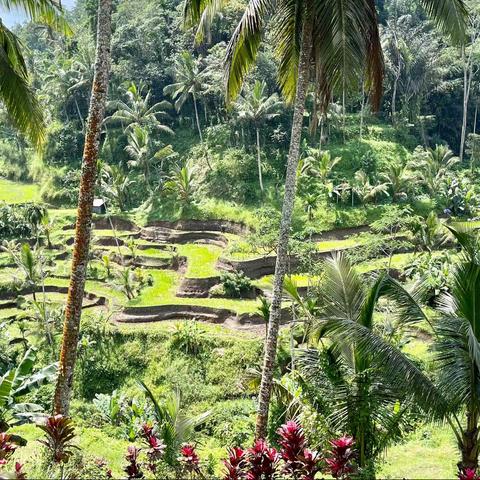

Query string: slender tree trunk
[192,92,203,142]
[460,47,473,163]
[74,97,85,132]
[255,17,312,440]
[256,127,264,192]
[53,0,112,416]
[360,78,365,139]
[474,103,478,135]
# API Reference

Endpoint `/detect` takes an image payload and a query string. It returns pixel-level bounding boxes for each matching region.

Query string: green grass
[0,179,40,203]
[379,423,457,479]
[177,244,223,278]
[11,424,129,478]
[128,269,258,313]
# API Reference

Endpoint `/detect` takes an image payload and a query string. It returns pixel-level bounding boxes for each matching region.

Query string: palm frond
[419,0,467,44]
[321,318,448,418]
[0,25,45,147]
[224,0,274,103]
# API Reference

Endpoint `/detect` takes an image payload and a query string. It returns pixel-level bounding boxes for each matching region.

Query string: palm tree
[297,254,445,472]
[53,0,113,416]
[102,165,135,212]
[0,0,71,147]
[166,160,195,205]
[408,225,480,470]
[236,80,283,191]
[185,0,467,440]
[107,81,173,134]
[380,162,411,201]
[163,51,206,142]
[124,126,151,186]
[139,381,211,466]
[352,170,390,205]
[412,144,460,194]
[125,126,175,189]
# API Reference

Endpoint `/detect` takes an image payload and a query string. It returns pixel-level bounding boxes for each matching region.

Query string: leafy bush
[203,148,260,203]
[220,270,253,298]
[170,321,207,355]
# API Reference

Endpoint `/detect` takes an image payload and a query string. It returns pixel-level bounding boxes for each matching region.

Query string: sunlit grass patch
[0,179,40,203]
[177,243,223,278]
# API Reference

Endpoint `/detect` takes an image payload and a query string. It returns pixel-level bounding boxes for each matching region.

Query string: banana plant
[0,349,57,433]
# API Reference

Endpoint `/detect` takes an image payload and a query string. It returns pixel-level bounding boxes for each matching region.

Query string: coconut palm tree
[185,0,467,440]
[411,224,480,470]
[380,162,412,201]
[412,144,460,195]
[0,0,70,147]
[106,81,173,134]
[236,80,283,191]
[352,170,390,205]
[163,51,207,142]
[53,0,113,416]
[297,253,446,472]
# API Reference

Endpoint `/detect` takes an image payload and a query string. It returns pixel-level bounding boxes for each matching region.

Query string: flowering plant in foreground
[459,468,480,480]
[223,420,356,480]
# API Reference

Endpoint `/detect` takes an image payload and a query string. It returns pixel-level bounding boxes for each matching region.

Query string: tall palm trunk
[460,409,480,470]
[192,91,203,142]
[460,46,474,163]
[255,17,312,440]
[256,126,264,191]
[53,0,112,416]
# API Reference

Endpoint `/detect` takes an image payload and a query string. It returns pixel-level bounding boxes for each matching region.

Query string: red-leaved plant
[325,435,356,479]
[0,433,17,467]
[178,443,201,476]
[459,468,480,480]
[277,420,322,480]
[223,447,247,480]
[37,415,79,465]
[245,439,279,480]
[124,445,144,479]
[223,421,356,480]
[140,423,165,474]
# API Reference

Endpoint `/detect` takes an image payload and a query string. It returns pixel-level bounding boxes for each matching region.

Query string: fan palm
[0,0,71,147]
[185,0,467,439]
[297,253,446,472]
[380,163,412,201]
[107,81,173,134]
[236,80,283,191]
[352,170,390,205]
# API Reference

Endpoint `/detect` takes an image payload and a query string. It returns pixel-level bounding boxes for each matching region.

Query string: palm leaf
[224,0,274,103]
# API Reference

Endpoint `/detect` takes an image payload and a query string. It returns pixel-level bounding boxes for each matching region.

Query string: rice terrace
[1,0,480,478]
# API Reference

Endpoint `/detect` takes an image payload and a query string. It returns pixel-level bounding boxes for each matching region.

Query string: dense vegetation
[3,0,480,478]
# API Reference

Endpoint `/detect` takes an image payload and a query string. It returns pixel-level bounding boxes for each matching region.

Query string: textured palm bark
[53,0,112,416]
[255,17,312,440]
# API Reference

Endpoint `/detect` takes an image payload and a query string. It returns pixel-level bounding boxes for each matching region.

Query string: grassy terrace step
[127,270,257,314]
[0,179,40,203]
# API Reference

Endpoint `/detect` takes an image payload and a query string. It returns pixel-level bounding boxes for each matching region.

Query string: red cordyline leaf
[14,462,27,480]
[223,447,246,480]
[0,433,18,464]
[326,435,356,479]
[124,445,143,479]
[246,439,279,480]
[459,468,480,480]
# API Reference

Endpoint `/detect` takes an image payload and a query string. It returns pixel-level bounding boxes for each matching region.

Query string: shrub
[220,270,253,298]
[170,321,207,355]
